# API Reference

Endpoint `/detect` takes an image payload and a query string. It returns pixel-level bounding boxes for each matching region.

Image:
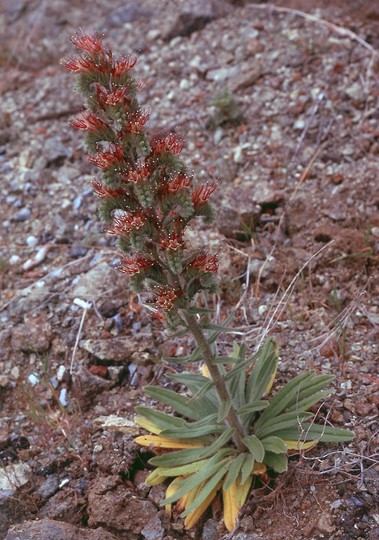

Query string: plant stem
[184,313,247,451]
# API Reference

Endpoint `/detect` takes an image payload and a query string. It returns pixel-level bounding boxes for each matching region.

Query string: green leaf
[255,373,313,426]
[217,400,232,423]
[163,451,229,505]
[156,459,211,477]
[261,436,287,454]
[255,412,314,439]
[145,386,204,420]
[161,423,224,439]
[240,453,255,485]
[274,424,354,443]
[237,400,269,416]
[246,338,279,403]
[286,389,331,413]
[149,427,236,467]
[223,453,246,490]
[242,435,265,462]
[264,451,288,473]
[182,463,229,516]
[286,375,334,410]
[135,406,187,431]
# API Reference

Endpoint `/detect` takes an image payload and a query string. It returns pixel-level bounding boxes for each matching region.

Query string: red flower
[106,212,146,235]
[155,287,181,311]
[70,29,104,55]
[150,133,184,156]
[191,254,218,273]
[125,110,150,133]
[70,112,108,131]
[111,56,137,77]
[91,180,125,198]
[60,55,105,73]
[124,163,151,184]
[192,182,217,207]
[166,173,192,194]
[88,145,124,169]
[118,255,153,275]
[158,232,184,251]
[105,87,129,106]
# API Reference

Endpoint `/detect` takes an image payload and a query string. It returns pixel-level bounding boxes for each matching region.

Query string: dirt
[0,1,378,539]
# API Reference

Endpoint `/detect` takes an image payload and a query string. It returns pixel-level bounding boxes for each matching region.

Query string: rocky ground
[0,1,378,539]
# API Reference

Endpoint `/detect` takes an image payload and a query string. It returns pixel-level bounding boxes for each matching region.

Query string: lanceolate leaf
[271,424,355,443]
[135,406,187,432]
[237,400,269,415]
[261,436,287,454]
[240,453,255,485]
[223,453,246,490]
[149,427,236,467]
[182,464,229,516]
[254,372,313,426]
[145,387,204,420]
[242,434,265,462]
[163,452,229,506]
[246,338,279,403]
[264,451,288,473]
[254,411,314,439]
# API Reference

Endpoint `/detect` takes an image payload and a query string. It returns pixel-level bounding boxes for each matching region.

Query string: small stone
[147,28,161,41]
[26,235,38,248]
[37,475,59,500]
[345,82,364,101]
[0,462,31,496]
[141,511,166,540]
[11,320,52,353]
[293,118,305,130]
[5,519,119,540]
[11,207,31,222]
[355,401,373,416]
[317,512,335,534]
[58,388,68,407]
[27,373,39,385]
[10,367,19,380]
[9,255,20,265]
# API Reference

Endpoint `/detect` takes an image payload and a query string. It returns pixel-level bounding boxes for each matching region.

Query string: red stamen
[70,112,108,131]
[70,29,104,55]
[191,254,219,273]
[106,213,146,235]
[192,182,217,207]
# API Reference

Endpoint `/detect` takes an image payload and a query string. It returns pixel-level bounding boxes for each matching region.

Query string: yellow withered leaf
[135,415,162,435]
[200,364,211,379]
[184,482,221,529]
[165,477,185,517]
[145,468,167,486]
[284,439,319,451]
[264,361,278,395]
[135,435,205,449]
[252,462,267,475]
[222,482,239,532]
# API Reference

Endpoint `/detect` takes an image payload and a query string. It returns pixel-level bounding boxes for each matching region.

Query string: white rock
[26,235,38,248]
[10,366,20,380]
[0,463,31,494]
[9,255,21,265]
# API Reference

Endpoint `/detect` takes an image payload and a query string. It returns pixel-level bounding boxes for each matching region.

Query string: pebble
[26,235,38,248]
[9,255,20,265]
[11,207,31,222]
[59,388,68,407]
[10,367,19,380]
[28,373,39,385]
[56,365,66,382]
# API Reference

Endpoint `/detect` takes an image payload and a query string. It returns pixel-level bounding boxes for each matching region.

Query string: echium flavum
[62,30,354,533]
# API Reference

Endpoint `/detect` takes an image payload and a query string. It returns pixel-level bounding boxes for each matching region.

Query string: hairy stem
[184,313,247,451]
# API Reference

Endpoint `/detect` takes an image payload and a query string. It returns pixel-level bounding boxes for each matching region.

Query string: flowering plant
[62,30,354,532]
